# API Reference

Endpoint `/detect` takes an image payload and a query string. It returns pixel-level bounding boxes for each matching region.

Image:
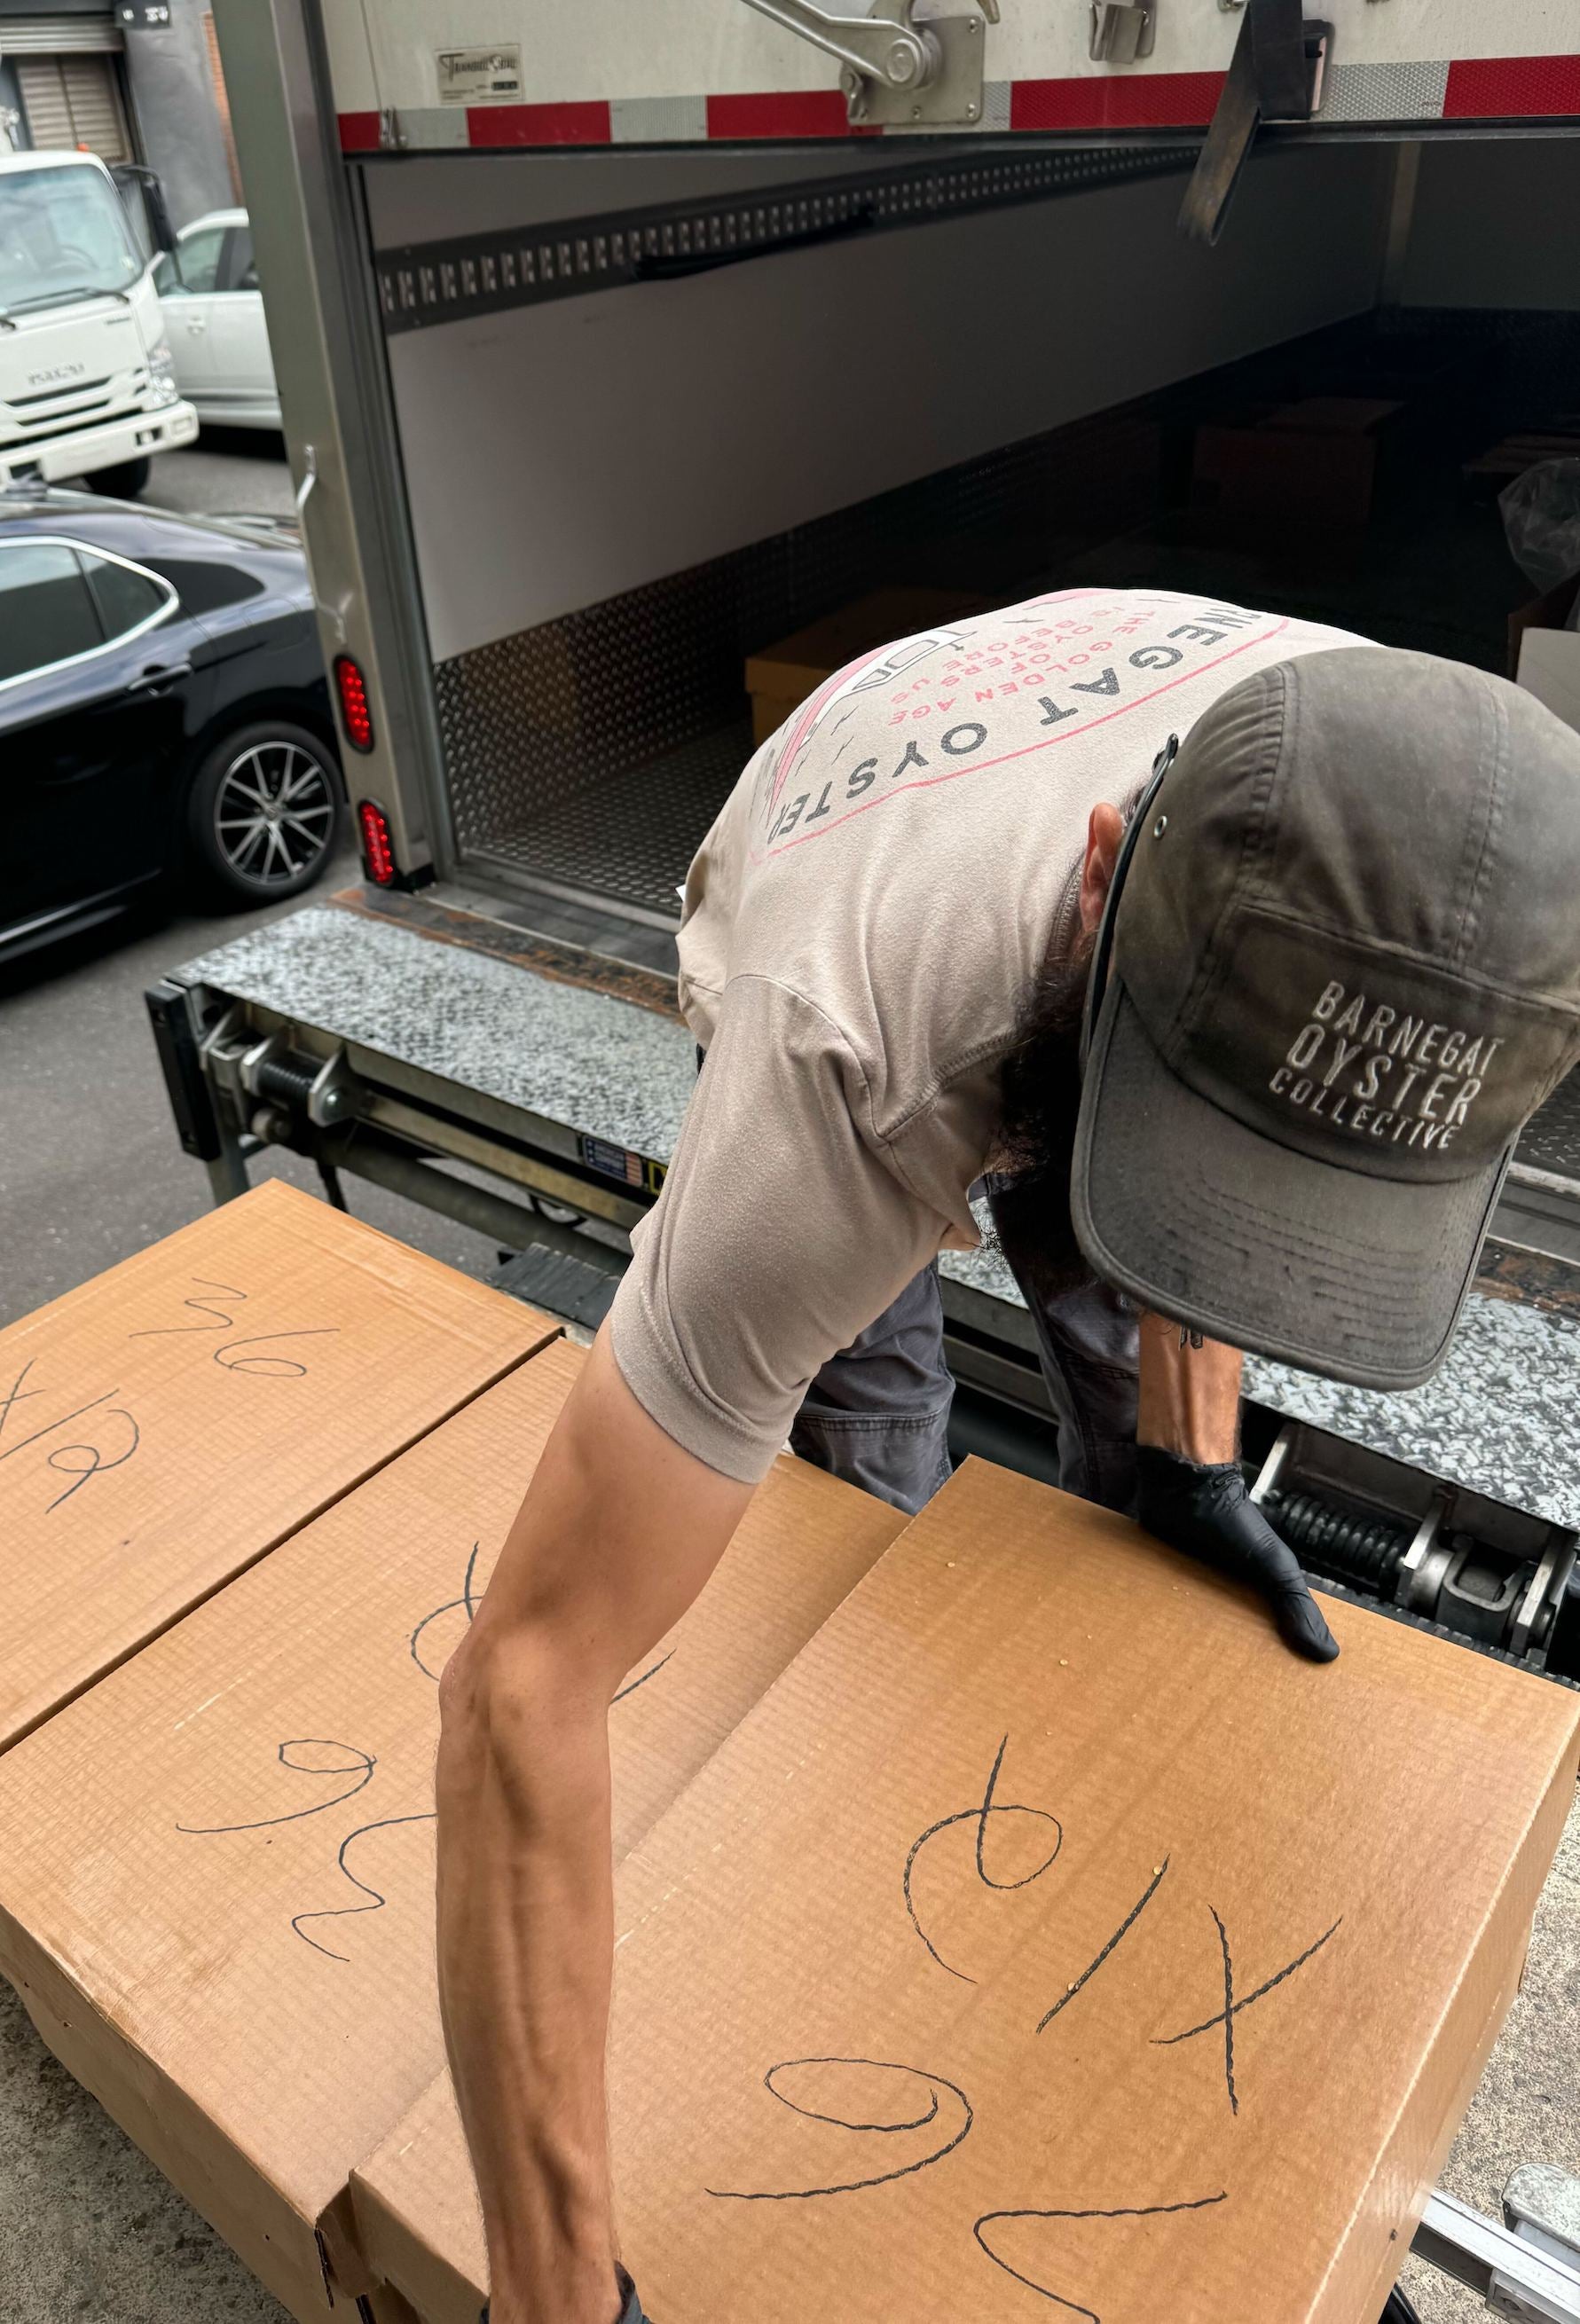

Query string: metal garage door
[15,51,130,161]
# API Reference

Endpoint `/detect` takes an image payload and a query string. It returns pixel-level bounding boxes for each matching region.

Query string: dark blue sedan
[1,487,342,963]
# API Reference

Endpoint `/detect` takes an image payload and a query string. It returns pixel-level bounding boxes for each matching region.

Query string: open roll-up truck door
[318,1,1577,155]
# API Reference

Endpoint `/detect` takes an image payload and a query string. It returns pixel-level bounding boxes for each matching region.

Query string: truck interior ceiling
[364,132,1580,930]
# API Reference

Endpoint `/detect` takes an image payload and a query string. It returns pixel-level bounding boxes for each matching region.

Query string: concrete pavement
[0,849,501,1331]
[143,427,297,522]
[62,425,297,524]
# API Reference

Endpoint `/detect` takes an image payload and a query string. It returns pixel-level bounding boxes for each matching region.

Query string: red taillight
[358,799,397,887]
[334,655,374,752]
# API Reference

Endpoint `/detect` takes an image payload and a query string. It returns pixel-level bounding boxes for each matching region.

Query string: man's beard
[987,929,1097,1304]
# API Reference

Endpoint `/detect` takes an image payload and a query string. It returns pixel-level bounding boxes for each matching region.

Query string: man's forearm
[436,1645,621,2324]
[436,1329,754,2324]
[1135,1309,1243,1463]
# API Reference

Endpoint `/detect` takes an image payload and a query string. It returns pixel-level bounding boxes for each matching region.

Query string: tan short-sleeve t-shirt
[609,587,1371,1480]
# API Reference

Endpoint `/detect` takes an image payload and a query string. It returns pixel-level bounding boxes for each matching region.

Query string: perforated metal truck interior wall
[373,140,1395,919]
[430,401,1169,915]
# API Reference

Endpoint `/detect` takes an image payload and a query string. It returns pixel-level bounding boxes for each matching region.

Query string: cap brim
[1073,981,1510,1391]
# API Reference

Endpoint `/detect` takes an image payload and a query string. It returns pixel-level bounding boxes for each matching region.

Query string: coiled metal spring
[253,1056,320,1106]
[1266,1490,1412,1591]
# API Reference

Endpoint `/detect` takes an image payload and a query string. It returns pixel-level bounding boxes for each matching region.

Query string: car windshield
[0,164,143,315]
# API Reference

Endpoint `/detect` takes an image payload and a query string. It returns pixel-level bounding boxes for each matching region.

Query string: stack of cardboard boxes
[2,1182,1576,2324]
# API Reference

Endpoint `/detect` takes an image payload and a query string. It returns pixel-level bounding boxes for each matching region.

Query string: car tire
[87,457,152,499]
[187,719,344,905]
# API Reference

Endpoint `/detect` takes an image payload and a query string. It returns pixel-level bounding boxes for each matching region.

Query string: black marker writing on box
[1151,1919,1343,2052]
[410,1543,485,1679]
[283,1642,680,1960]
[213,1330,338,1378]
[973,2190,1229,2320]
[291,1810,436,1962]
[1036,1857,1170,2035]
[45,1409,139,1510]
[130,1278,248,1337]
[0,1358,44,1441]
[411,1543,673,1699]
[612,1649,674,1704]
[0,1379,116,1464]
[177,1739,377,1834]
[0,1365,139,1509]
[177,1557,680,1960]
[904,1735,1063,1982]
[706,2060,974,2202]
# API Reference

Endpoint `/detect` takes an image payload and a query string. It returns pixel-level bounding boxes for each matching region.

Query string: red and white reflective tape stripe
[1442,51,1580,118]
[339,97,612,148]
[339,51,1579,151]
[704,89,853,139]
[1009,69,1224,131]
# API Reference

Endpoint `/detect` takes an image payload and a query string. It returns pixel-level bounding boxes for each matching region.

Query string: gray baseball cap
[1072,647,1580,1388]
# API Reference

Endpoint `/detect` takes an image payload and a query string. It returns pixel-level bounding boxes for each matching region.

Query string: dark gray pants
[790,1207,1140,1520]
[692,1051,1138,1523]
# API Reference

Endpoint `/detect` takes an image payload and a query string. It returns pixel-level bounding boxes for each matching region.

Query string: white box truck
[0,148,198,496]
[154,0,1580,1291]
[141,5,1580,2312]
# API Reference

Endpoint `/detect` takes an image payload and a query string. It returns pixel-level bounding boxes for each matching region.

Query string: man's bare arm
[1136,1310,1243,1461]
[436,1327,754,2324]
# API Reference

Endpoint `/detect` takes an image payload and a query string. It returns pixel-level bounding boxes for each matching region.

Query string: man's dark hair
[989,926,1097,1301]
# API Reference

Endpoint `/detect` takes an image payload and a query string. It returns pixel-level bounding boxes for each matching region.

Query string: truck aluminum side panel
[320,0,1579,151]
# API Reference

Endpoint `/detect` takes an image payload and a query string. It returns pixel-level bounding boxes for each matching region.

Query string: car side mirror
[111,164,177,259]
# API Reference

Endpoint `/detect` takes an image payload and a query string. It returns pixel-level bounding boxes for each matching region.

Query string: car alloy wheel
[212,737,337,888]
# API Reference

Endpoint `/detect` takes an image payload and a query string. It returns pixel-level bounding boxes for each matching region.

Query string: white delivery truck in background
[0,148,198,497]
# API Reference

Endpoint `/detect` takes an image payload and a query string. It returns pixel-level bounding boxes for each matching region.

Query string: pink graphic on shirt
[751,594,1289,865]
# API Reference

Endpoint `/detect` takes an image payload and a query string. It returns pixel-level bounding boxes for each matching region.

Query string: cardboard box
[1465,423,1580,486]
[0,1338,902,2324]
[1194,396,1403,532]
[351,1457,1580,2324]
[744,587,990,747]
[1517,625,1580,735]
[0,1178,554,1754]
[1511,574,1580,736]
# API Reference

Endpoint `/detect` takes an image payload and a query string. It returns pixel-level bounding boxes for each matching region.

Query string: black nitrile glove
[482,2273,649,2324]
[1135,1444,1340,1664]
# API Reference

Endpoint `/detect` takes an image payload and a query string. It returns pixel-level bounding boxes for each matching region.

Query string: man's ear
[1078,800,1126,938]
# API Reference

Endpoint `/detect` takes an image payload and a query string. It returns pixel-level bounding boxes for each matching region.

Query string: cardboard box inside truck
[0,1178,555,1755]
[1193,396,1403,532]
[745,587,991,747]
[0,1337,903,2324]
[350,1457,1579,2324]
[1510,573,1580,738]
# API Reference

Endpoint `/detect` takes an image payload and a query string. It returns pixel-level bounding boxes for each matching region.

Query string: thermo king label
[436,45,524,105]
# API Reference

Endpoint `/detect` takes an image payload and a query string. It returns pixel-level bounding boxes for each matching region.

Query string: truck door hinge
[1089,3,1155,65]
[1179,0,1331,244]
[739,0,998,127]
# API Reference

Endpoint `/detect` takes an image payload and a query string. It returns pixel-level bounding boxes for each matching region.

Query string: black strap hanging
[1179,0,1325,247]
